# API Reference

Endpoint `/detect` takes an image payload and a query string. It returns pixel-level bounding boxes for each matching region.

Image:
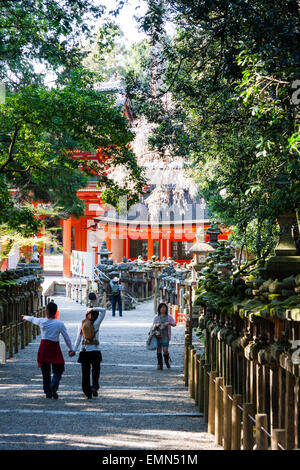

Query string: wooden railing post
[271,429,286,450]
[14,321,18,354]
[231,394,242,450]
[256,413,269,450]
[189,346,195,398]
[208,371,217,435]
[25,321,29,346]
[270,367,279,432]
[9,323,13,358]
[21,321,25,349]
[242,403,255,450]
[198,358,204,413]
[184,336,190,387]
[215,377,224,446]
[285,371,295,450]
[203,364,209,423]
[29,321,32,343]
[195,353,200,406]
[223,385,232,450]
[32,317,37,340]
[256,364,265,413]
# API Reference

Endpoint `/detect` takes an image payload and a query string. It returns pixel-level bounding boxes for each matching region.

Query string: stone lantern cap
[189,241,216,255]
[189,226,216,255]
[97,240,112,257]
[206,223,222,235]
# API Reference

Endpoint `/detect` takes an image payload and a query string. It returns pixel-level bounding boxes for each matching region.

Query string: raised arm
[21,315,41,326]
[92,308,106,329]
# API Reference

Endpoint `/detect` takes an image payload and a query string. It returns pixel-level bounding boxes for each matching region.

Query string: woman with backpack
[153,302,177,370]
[73,307,106,399]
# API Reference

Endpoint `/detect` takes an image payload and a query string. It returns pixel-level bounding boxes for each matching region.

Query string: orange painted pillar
[162,239,167,259]
[106,235,111,252]
[74,220,82,252]
[37,224,45,268]
[63,218,72,277]
[81,217,87,252]
[148,228,153,260]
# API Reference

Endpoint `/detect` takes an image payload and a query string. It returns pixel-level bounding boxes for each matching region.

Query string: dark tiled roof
[99,189,211,224]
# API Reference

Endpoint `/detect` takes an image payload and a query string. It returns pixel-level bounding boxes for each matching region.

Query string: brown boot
[164,353,171,369]
[157,353,163,370]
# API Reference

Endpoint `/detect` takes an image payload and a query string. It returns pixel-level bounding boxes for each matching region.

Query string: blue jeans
[41,363,64,396]
[111,293,122,316]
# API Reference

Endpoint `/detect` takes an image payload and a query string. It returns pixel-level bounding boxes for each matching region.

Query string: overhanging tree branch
[0,124,20,173]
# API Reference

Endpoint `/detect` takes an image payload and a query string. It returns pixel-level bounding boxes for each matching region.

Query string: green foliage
[130,0,300,255]
[0,68,145,235]
[0,0,105,87]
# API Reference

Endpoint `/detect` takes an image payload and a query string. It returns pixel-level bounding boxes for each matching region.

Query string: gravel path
[0,292,222,451]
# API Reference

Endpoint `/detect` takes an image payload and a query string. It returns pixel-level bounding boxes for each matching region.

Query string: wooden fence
[159,269,300,450]
[181,309,300,450]
[0,307,46,361]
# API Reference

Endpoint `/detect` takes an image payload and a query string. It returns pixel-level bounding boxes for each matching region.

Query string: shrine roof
[94,190,212,226]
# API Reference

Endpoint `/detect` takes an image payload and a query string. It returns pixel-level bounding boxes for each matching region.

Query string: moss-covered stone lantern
[206,223,222,248]
[188,227,215,278]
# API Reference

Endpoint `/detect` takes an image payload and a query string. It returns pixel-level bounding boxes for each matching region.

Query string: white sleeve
[23,316,41,326]
[60,323,73,351]
[73,324,82,352]
[93,309,106,329]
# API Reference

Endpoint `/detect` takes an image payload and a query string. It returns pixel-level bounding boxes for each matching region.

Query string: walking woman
[22,301,75,399]
[153,303,176,370]
[73,307,106,399]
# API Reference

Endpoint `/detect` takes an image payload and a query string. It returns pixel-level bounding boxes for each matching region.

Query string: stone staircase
[42,254,63,277]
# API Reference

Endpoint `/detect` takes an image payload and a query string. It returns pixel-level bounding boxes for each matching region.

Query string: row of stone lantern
[87,224,226,311]
[0,264,43,328]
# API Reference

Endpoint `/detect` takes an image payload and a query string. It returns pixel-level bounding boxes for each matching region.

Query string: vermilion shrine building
[1,84,231,274]
[61,179,231,277]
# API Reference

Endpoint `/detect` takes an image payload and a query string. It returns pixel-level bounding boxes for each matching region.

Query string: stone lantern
[97,240,112,263]
[206,223,222,248]
[188,227,215,283]
[266,212,300,278]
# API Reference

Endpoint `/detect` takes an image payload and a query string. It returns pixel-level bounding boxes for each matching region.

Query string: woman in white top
[22,302,74,399]
[74,307,106,399]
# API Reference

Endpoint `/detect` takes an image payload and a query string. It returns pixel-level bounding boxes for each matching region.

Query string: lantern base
[265,255,300,279]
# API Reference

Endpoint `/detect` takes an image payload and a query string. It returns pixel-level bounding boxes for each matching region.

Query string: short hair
[157,302,168,315]
[47,302,57,317]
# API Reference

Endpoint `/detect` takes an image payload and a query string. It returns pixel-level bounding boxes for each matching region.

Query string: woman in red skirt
[22,302,75,399]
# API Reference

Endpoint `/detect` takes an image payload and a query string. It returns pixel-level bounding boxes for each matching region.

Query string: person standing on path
[110,277,122,317]
[153,302,176,370]
[73,307,106,399]
[22,301,75,399]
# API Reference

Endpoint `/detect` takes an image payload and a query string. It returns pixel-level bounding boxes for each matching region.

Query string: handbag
[146,334,158,351]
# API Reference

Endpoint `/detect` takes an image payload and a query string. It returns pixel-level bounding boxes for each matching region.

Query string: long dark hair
[84,309,99,323]
[157,303,168,316]
[80,309,99,335]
